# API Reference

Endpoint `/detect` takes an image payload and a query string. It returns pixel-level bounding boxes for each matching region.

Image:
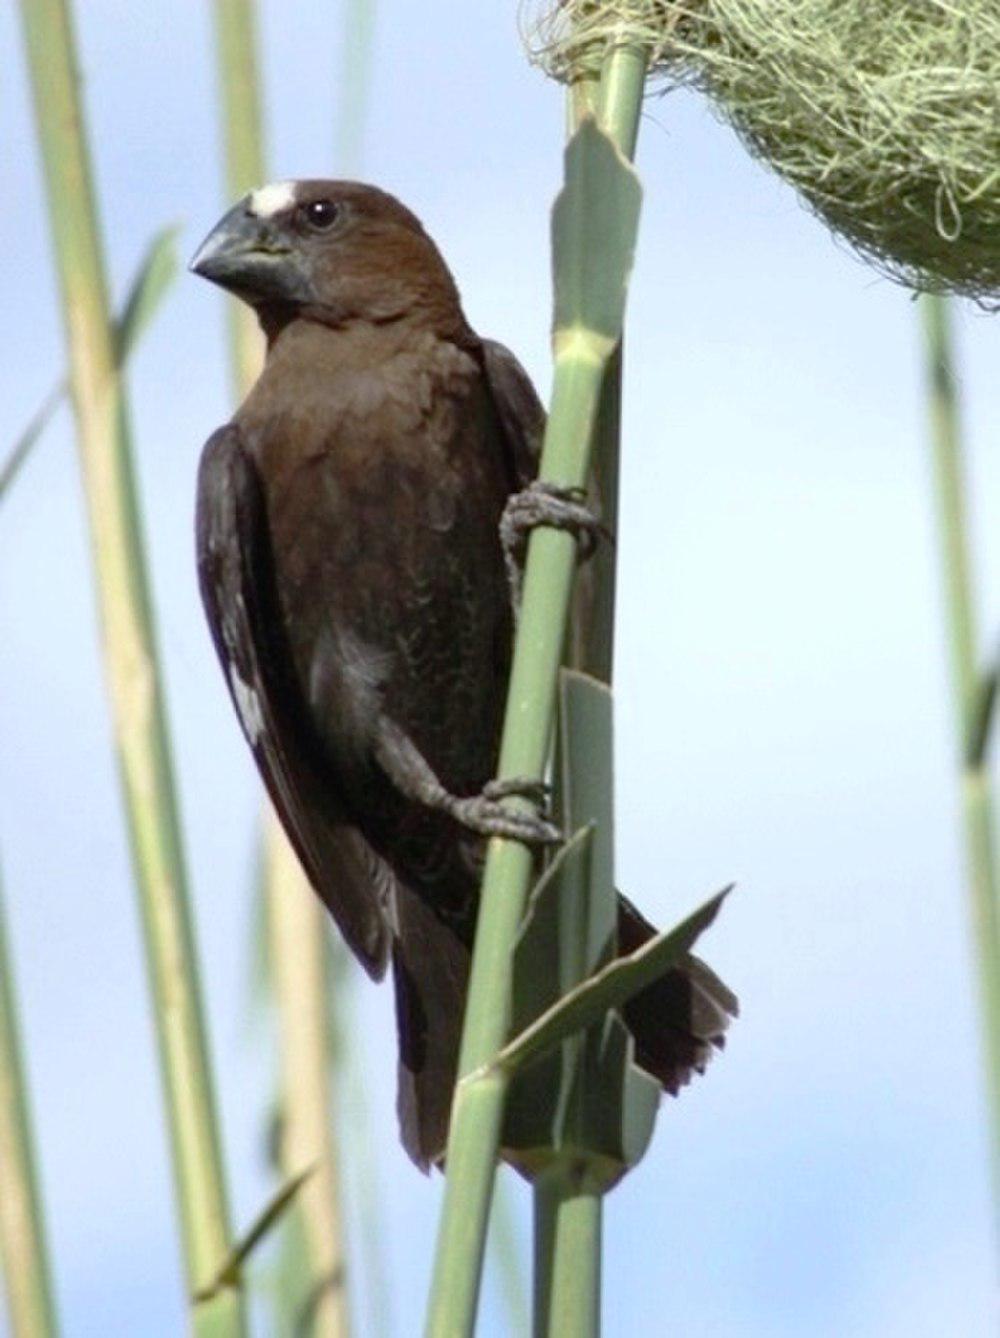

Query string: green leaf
[503,671,661,1180]
[0,382,65,503]
[966,652,998,767]
[0,224,179,506]
[509,825,594,1036]
[194,1167,313,1302]
[556,671,616,955]
[112,222,180,363]
[495,887,733,1082]
[508,671,617,1042]
[502,826,594,1167]
[581,1010,660,1176]
[552,117,643,356]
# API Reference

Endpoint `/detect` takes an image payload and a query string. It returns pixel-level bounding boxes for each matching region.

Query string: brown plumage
[192,180,736,1168]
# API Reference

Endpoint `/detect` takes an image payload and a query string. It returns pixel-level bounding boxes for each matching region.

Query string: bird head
[190,179,465,336]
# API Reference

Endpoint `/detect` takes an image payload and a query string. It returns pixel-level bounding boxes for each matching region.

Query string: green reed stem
[425,38,648,1338]
[532,40,649,1337]
[0,877,58,1338]
[336,0,377,176]
[265,815,350,1336]
[18,3,244,1332]
[921,294,1000,1232]
[212,5,350,1329]
[212,0,267,397]
[533,1165,602,1338]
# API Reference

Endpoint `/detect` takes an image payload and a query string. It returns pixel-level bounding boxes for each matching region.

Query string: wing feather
[196,425,390,978]
[480,338,544,490]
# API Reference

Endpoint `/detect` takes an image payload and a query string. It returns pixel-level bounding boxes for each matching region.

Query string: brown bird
[191,179,736,1169]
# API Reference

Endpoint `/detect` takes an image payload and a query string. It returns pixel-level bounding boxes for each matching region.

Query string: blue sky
[1,2,998,1334]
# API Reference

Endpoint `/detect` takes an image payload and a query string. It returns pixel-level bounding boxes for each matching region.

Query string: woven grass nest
[530,1,1000,302]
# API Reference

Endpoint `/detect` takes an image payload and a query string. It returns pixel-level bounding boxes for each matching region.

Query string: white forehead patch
[249,180,297,218]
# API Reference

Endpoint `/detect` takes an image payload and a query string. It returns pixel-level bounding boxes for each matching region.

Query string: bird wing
[480,337,545,490]
[196,424,391,979]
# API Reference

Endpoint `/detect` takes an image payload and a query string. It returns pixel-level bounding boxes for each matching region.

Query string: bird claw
[500,480,606,610]
[501,480,604,555]
[448,783,561,847]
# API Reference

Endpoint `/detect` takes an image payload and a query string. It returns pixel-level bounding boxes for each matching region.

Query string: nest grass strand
[528,1,1000,301]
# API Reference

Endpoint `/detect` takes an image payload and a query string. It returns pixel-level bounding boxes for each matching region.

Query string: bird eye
[302,199,339,231]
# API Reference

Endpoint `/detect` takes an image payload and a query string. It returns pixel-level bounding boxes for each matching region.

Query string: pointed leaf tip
[194,1165,314,1301]
[113,222,182,363]
[496,886,734,1079]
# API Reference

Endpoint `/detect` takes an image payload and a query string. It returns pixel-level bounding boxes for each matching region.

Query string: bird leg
[500,480,606,612]
[374,718,561,846]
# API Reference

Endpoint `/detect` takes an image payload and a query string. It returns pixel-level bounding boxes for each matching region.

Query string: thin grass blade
[0,875,58,1338]
[1,223,179,506]
[494,890,731,1080]
[112,223,180,362]
[196,1168,313,1301]
[921,293,1000,1230]
[966,650,998,770]
[0,383,65,505]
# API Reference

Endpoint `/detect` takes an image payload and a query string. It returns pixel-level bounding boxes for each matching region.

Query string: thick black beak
[189,199,312,304]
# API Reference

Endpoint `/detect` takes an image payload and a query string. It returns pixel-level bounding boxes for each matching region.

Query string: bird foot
[374,721,560,847]
[447,777,561,846]
[500,481,606,610]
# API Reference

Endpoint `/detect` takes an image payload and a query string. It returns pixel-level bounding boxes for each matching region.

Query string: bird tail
[390,880,471,1171]
[616,893,738,1093]
[390,886,736,1170]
